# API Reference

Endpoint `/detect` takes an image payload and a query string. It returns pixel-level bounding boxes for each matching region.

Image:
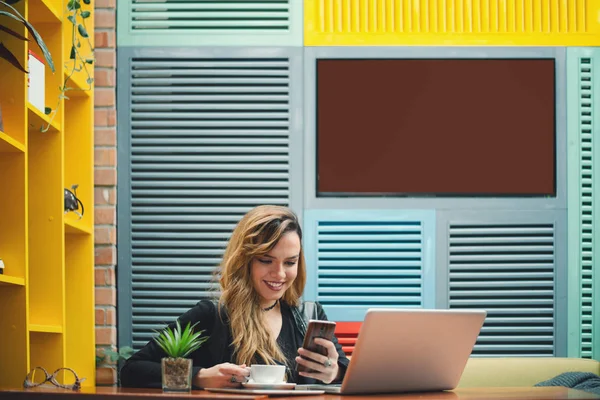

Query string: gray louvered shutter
[129,56,292,349]
[448,224,555,356]
[303,210,436,322]
[119,0,302,47]
[130,0,291,32]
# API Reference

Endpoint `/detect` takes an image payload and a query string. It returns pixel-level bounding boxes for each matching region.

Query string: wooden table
[0,387,598,400]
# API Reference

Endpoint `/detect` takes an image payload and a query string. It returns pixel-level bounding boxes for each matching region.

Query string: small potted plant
[96,346,135,386]
[154,320,208,392]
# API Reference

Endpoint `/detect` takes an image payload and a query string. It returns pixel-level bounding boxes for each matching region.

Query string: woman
[120,205,349,389]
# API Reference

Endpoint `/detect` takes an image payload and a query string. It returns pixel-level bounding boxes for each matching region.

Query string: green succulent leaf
[44,107,52,115]
[67,15,76,24]
[81,11,90,18]
[83,0,91,4]
[154,320,207,359]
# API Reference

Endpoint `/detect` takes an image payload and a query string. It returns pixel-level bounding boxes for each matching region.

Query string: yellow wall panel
[304,0,600,46]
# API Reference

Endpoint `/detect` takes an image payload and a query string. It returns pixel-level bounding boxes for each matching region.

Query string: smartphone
[297,320,337,373]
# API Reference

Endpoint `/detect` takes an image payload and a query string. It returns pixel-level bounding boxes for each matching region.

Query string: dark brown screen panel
[316,59,556,196]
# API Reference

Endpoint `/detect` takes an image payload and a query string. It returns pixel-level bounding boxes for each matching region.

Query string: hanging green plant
[42,0,94,132]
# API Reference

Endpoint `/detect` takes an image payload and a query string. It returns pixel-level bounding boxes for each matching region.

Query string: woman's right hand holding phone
[296,338,340,384]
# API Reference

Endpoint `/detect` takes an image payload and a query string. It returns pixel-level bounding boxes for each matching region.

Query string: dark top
[120,299,349,389]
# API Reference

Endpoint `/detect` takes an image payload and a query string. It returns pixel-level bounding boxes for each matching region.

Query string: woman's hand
[296,338,340,384]
[193,363,251,388]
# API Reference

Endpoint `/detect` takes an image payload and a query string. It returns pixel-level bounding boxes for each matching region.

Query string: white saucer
[242,381,296,390]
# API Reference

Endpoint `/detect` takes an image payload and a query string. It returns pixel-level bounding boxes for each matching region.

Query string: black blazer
[120,299,349,388]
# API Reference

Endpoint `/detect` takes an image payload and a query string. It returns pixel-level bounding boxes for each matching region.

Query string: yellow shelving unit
[0,0,95,388]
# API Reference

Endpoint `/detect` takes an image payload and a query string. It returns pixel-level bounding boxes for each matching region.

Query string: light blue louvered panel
[576,56,595,359]
[448,223,555,357]
[127,56,293,349]
[117,0,303,47]
[567,48,600,360]
[303,210,436,322]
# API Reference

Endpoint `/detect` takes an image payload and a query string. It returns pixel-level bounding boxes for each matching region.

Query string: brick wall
[94,0,118,386]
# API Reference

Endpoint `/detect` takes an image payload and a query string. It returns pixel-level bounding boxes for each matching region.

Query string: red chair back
[334,322,362,357]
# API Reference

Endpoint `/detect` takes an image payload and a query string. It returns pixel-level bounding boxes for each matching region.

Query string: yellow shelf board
[29,324,63,334]
[65,218,93,235]
[0,274,25,286]
[27,102,60,133]
[64,70,93,97]
[28,0,62,23]
[0,130,26,153]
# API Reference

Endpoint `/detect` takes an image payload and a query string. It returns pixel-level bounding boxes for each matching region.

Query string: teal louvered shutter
[303,210,436,322]
[117,0,302,46]
[126,55,294,349]
[448,224,556,356]
[567,48,600,360]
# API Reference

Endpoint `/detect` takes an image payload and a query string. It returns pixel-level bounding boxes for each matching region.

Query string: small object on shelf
[64,184,84,219]
[0,258,4,275]
[27,50,45,114]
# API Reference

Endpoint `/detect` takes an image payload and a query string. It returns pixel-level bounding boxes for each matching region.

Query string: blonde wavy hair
[218,205,306,367]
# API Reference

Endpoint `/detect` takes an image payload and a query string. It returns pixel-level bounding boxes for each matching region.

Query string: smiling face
[250,231,301,308]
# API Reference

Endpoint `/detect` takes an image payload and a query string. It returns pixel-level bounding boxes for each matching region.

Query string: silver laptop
[297,308,486,395]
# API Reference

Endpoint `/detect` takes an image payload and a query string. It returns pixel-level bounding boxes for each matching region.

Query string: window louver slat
[579,57,594,359]
[132,86,288,94]
[133,104,290,113]
[132,166,287,173]
[130,0,291,32]
[449,223,555,357]
[132,96,290,105]
[449,263,553,270]
[133,191,289,201]
[129,56,290,350]
[133,273,220,281]
[132,155,288,163]
[132,146,289,154]
[132,121,290,128]
[132,267,218,274]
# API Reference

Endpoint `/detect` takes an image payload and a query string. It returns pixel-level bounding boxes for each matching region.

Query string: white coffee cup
[249,364,286,384]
